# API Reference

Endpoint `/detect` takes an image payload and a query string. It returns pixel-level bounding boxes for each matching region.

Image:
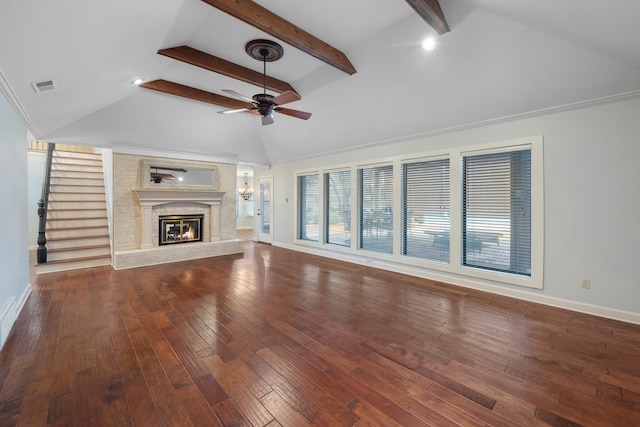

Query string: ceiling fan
[218,39,312,126]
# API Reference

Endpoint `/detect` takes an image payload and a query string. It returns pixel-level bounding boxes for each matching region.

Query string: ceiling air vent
[31,79,56,93]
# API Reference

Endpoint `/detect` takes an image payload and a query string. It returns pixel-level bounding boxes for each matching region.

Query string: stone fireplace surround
[136,190,223,249]
[111,154,244,270]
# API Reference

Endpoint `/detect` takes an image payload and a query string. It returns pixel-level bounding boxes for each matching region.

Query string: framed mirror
[141,160,219,190]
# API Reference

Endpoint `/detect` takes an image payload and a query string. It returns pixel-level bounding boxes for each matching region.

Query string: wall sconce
[239,173,253,201]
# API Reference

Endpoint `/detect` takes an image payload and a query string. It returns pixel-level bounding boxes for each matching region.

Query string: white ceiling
[2,0,640,166]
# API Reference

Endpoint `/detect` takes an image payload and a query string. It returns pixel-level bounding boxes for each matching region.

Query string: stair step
[50,170,104,181]
[47,225,109,239]
[49,193,106,202]
[48,201,107,210]
[47,245,111,261]
[50,185,105,193]
[51,164,103,173]
[53,151,101,160]
[47,235,110,249]
[47,217,108,229]
[52,157,102,167]
[36,255,112,274]
[47,209,109,219]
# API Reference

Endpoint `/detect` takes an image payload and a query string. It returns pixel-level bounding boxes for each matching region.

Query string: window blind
[358,165,393,254]
[325,170,351,246]
[402,159,450,262]
[298,174,319,241]
[462,149,531,276]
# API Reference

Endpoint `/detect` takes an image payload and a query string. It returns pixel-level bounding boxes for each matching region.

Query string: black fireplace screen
[159,214,203,245]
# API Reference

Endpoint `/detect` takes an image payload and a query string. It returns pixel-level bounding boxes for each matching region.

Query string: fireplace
[159,214,203,245]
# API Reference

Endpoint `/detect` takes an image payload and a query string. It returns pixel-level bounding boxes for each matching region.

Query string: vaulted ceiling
[2,0,640,166]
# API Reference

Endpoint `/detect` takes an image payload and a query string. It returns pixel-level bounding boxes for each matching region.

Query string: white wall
[0,89,31,349]
[263,97,640,323]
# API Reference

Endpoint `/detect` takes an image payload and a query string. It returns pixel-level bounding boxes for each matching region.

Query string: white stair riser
[47,226,109,239]
[48,247,111,261]
[53,158,102,168]
[48,218,108,228]
[52,164,103,173]
[50,171,104,180]
[53,156,102,167]
[47,209,108,219]
[36,257,111,274]
[53,151,101,161]
[50,177,104,186]
[48,201,107,210]
[49,193,106,201]
[48,236,110,249]
[50,185,105,193]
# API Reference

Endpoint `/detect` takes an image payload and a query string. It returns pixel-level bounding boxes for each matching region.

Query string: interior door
[257,176,273,243]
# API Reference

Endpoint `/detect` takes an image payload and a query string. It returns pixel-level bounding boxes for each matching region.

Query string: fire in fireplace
[159,214,203,245]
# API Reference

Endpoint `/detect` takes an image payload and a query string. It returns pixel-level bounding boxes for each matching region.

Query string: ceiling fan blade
[218,108,250,115]
[272,90,301,106]
[262,114,275,126]
[222,89,255,104]
[275,107,312,120]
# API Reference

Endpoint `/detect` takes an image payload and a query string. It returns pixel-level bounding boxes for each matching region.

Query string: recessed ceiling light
[133,78,143,86]
[422,37,437,51]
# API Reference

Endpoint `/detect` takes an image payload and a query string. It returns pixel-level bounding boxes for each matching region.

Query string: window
[298,174,319,241]
[325,170,351,246]
[462,148,531,276]
[293,136,542,289]
[359,165,393,254]
[402,158,450,262]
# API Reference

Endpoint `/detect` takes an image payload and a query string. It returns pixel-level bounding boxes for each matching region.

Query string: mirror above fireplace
[141,159,219,190]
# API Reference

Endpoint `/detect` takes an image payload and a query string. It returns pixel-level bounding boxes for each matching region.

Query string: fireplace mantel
[135,190,225,207]
[135,189,225,249]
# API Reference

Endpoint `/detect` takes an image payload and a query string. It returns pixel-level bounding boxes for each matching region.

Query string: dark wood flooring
[2,237,640,426]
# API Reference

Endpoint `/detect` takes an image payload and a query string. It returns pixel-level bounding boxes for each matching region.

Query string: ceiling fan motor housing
[253,93,275,116]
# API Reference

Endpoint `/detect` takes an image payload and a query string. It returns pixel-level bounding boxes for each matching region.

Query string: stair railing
[37,143,55,264]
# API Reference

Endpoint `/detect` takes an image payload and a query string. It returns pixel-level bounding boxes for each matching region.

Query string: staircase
[36,149,111,274]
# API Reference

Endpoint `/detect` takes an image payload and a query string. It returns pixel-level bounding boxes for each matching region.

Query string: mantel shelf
[135,190,225,207]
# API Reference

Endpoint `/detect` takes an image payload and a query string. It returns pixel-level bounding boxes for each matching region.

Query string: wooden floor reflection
[4,237,640,426]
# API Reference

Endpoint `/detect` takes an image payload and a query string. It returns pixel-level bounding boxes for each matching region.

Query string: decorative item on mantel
[239,173,253,201]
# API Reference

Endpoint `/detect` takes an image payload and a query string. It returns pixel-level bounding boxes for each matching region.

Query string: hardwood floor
[3,239,640,426]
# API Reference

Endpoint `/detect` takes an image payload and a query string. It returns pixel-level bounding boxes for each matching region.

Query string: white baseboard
[0,298,16,349]
[275,242,640,326]
[0,283,32,350]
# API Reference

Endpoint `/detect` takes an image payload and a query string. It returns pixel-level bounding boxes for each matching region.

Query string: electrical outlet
[581,278,591,289]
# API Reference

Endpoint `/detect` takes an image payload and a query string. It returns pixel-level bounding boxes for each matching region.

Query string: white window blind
[298,174,319,241]
[325,170,351,246]
[358,165,393,254]
[402,159,450,262]
[462,149,531,276]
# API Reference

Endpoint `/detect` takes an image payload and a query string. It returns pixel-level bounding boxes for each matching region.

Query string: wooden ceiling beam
[158,46,297,95]
[405,0,450,35]
[200,0,357,75]
[139,79,257,112]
